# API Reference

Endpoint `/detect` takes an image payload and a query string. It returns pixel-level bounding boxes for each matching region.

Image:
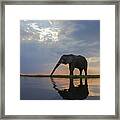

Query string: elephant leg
[79,69,83,76]
[80,78,83,85]
[70,70,74,75]
[84,68,87,76]
[85,77,88,85]
[79,69,83,84]
[69,64,74,75]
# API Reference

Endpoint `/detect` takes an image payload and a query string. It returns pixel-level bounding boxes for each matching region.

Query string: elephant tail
[84,59,88,75]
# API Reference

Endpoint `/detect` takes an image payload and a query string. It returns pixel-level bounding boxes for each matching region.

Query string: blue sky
[20,20,100,75]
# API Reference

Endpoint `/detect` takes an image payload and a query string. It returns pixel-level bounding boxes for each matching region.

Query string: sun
[38,27,59,42]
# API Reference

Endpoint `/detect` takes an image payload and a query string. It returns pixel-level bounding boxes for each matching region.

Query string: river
[20,77,100,100]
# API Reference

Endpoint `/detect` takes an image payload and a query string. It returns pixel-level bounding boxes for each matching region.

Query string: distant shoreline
[20,74,100,78]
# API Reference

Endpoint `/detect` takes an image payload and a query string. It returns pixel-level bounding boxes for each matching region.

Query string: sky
[20,20,100,75]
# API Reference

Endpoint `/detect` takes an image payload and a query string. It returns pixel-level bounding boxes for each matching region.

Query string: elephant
[51,54,88,75]
[50,77,89,100]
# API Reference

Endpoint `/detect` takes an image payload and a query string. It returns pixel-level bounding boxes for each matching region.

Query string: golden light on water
[51,78,100,97]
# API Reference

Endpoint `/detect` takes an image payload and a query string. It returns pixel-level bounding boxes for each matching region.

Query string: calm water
[20,77,100,100]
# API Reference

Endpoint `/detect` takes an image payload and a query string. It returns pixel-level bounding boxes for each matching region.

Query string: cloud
[21,20,99,57]
[87,57,100,63]
[20,20,83,42]
[20,20,100,74]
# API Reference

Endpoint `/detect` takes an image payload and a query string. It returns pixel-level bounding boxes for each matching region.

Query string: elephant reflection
[51,77,89,100]
[51,54,88,75]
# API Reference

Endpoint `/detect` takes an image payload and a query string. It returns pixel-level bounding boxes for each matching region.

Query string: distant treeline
[20,74,100,78]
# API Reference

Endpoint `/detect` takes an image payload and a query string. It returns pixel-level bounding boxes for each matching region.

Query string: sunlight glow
[38,28,59,42]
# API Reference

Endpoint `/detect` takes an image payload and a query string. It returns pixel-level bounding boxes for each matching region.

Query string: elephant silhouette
[50,77,89,100]
[51,54,87,75]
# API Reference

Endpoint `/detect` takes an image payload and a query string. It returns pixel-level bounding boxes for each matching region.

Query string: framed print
[0,0,119,119]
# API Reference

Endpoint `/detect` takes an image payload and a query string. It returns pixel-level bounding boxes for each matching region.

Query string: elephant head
[51,54,73,75]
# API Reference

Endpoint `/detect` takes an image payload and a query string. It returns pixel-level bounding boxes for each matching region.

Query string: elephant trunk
[51,62,60,75]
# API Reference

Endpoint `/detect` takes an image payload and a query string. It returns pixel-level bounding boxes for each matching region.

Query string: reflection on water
[20,77,100,100]
[51,78,89,100]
